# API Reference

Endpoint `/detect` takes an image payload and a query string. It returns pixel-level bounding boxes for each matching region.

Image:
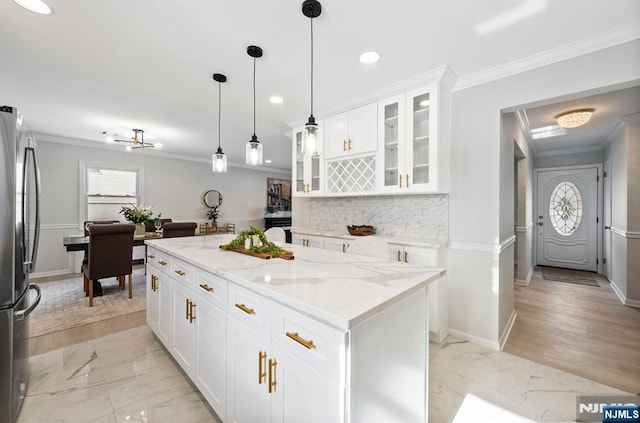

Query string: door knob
[604,226,611,230]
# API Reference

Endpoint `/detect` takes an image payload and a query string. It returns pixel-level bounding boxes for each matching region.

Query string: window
[79,162,144,228]
[549,181,583,236]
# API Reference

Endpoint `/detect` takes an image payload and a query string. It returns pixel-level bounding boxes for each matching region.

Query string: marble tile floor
[19,326,635,423]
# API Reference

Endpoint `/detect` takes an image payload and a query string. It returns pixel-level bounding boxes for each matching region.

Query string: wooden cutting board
[220,245,294,260]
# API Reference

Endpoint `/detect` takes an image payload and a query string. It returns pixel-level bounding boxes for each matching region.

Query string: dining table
[62,232,162,252]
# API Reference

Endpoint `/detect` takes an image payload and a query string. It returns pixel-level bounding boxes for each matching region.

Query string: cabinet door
[157,273,172,347]
[292,126,324,196]
[348,102,378,156]
[227,317,272,423]
[405,85,438,191]
[292,128,306,196]
[403,245,437,267]
[323,237,349,253]
[292,234,306,247]
[306,235,323,249]
[271,344,341,423]
[146,271,159,333]
[324,112,349,159]
[195,296,227,420]
[378,95,406,192]
[172,282,197,376]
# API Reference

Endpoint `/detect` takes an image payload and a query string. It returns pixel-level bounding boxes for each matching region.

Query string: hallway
[505,267,640,395]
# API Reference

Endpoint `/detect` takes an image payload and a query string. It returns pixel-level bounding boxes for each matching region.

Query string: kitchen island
[145,234,444,423]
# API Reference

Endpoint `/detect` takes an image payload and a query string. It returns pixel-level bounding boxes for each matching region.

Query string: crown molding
[534,144,604,158]
[454,22,640,91]
[603,113,640,148]
[33,132,290,175]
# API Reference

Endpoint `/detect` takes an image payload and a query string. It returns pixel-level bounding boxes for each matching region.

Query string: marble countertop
[146,235,443,331]
[291,226,445,248]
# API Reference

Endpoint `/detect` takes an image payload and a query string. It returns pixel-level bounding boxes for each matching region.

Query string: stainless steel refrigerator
[0,106,42,423]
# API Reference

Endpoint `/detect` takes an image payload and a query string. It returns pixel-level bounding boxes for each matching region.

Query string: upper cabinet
[324,102,378,159]
[378,84,446,193]
[292,125,324,197]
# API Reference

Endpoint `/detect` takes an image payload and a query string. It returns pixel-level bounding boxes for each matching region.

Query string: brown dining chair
[83,220,120,236]
[162,222,197,238]
[82,223,135,306]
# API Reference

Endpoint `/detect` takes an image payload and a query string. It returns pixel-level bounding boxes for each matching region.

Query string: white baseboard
[429,329,449,344]
[447,328,500,351]
[499,310,517,351]
[625,298,640,308]
[515,266,534,286]
[31,268,75,279]
[609,279,627,305]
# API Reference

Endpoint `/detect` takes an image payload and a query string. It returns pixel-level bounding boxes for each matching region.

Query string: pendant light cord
[218,82,222,149]
[310,15,314,117]
[253,57,256,137]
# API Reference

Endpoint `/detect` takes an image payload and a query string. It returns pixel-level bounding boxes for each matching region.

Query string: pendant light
[302,0,321,156]
[212,73,228,173]
[246,45,263,166]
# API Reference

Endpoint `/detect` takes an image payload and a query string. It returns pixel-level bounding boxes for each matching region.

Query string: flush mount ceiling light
[13,0,52,14]
[301,0,322,157]
[212,73,228,173]
[269,96,284,104]
[246,45,264,166]
[114,129,161,151]
[359,51,380,64]
[555,109,594,129]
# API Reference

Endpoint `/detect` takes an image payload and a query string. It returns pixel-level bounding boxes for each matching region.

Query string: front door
[536,167,598,271]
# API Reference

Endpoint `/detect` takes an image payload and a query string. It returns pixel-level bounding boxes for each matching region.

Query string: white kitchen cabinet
[291,233,323,249]
[323,236,350,253]
[388,242,437,266]
[146,272,159,333]
[171,281,197,377]
[324,102,377,159]
[292,126,323,197]
[146,251,172,348]
[378,84,443,193]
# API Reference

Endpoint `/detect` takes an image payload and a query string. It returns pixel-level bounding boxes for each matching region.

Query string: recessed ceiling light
[359,51,380,64]
[265,159,272,164]
[154,143,163,149]
[269,96,284,104]
[13,0,52,15]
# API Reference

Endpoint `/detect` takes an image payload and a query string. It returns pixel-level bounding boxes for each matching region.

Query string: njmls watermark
[577,394,640,422]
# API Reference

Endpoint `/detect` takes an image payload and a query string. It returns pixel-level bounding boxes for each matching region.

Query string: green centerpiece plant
[221,226,287,255]
[119,205,161,235]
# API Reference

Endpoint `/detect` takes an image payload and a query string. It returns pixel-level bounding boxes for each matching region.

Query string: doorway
[535,165,601,272]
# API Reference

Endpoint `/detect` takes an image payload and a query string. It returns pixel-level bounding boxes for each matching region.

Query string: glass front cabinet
[377,84,441,193]
[292,126,324,197]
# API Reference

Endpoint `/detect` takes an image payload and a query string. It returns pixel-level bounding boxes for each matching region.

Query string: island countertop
[146,235,443,331]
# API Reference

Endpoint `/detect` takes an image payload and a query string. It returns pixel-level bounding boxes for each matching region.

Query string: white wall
[34,139,288,276]
[449,40,640,347]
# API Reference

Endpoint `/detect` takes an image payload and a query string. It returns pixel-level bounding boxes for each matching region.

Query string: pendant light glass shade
[212,73,228,173]
[246,46,263,166]
[302,0,322,157]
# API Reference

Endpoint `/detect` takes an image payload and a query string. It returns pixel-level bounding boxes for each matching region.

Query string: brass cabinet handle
[185,299,190,320]
[268,358,277,394]
[348,138,352,150]
[151,275,157,291]
[175,270,186,276]
[397,250,401,261]
[235,303,255,315]
[199,283,213,292]
[286,331,315,350]
[258,351,267,384]
[147,254,155,259]
[399,174,402,188]
[406,174,409,188]
[343,139,347,151]
[189,302,196,323]
[404,251,408,263]
[342,243,346,253]
[158,261,167,266]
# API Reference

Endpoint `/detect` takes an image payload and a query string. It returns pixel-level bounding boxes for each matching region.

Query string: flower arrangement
[119,204,160,224]
[207,206,220,222]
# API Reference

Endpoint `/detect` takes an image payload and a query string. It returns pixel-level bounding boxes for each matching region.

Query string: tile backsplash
[308,194,448,241]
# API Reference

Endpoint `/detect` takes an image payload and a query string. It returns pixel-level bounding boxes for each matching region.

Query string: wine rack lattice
[327,155,376,193]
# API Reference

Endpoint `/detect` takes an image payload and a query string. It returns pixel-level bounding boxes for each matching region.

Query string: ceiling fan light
[555,109,594,129]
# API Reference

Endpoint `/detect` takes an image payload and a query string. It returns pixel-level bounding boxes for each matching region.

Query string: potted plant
[207,206,220,230]
[119,204,160,235]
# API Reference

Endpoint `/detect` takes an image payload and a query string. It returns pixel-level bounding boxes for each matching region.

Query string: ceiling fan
[114,129,161,150]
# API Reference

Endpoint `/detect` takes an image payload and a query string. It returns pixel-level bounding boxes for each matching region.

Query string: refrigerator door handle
[15,284,41,321]
[23,143,41,273]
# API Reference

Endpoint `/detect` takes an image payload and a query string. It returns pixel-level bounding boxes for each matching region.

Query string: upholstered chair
[83,220,120,236]
[162,222,197,238]
[82,223,135,306]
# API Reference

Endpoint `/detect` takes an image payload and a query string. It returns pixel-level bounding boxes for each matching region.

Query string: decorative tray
[220,245,294,260]
[347,225,374,236]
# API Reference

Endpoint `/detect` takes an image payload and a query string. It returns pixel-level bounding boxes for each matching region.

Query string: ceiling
[1,0,639,171]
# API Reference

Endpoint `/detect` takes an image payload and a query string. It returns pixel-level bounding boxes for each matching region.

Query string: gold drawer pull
[399,174,402,188]
[158,261,167,266]
[348,138,352,150]
[397,250,401,261]
[258,351,267,384]
[343,139,347,151]
[189,302,196,323]
[199,283,214,292]
[175,270,186,276]
[404,251,408,263]
[286,331,315,350]
[406,174,409,188]
[147,254,155,259]
[268,358,277,393]
[235,303,255,315]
